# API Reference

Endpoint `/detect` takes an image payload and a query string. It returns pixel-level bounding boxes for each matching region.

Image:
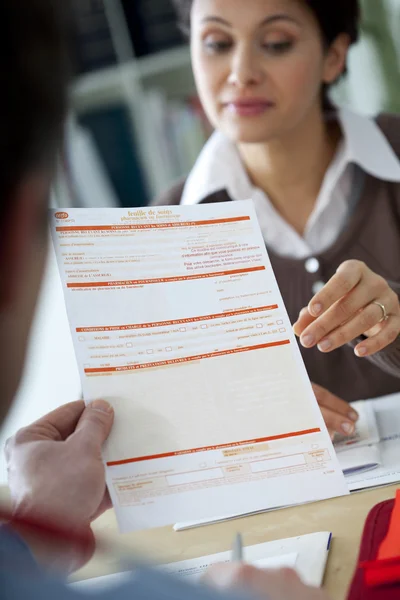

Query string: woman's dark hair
[172,0,361,108]
[0,0,72,223]
[172,0,360,46]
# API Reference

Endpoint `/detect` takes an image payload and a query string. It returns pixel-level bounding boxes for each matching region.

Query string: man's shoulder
[152,177,187,206]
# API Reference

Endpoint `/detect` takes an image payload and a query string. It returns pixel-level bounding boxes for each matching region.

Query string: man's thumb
[73,400,114,446]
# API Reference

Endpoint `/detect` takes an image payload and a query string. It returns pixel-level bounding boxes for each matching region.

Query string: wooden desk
[74,485,398,600]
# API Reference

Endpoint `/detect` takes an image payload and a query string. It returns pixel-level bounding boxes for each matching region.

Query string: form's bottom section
[107,430,348,532]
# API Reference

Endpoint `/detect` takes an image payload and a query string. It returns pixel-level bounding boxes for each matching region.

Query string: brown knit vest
[153,114,400,402]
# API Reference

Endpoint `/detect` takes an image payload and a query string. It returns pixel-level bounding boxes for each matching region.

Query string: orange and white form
[50,201,348,532]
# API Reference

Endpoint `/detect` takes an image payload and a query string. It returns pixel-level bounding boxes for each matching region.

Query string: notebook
[345,393,400,492]
[71,531,332,592]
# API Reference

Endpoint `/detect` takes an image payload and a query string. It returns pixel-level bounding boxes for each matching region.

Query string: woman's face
[191,0,348,144]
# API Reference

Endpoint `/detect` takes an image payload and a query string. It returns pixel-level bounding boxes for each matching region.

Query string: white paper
[70,555,296,595]
[161,552,298,582]
[71,532,331,592]
[338,444,380,475]
[174,509,277,531]
[334,400,381,476]
[346,393,400,491]
[50,201,347,532]
[175,394,400,530]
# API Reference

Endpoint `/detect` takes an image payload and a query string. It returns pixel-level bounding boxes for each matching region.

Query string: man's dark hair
[0,0,71,222]
[172,0,361,107]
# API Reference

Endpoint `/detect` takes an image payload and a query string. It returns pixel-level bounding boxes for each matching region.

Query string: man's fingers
[71,400,114,449]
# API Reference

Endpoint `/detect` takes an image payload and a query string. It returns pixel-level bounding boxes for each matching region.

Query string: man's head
[0,0,71,422]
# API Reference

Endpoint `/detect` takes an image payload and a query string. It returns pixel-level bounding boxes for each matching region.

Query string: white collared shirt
[181,109,400,259]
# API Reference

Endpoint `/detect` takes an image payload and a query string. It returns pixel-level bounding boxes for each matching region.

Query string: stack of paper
[71,531,332,592]
[334,400,381,476]
[344,393,400,491]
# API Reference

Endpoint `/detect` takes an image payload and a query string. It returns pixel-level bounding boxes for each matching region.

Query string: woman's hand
[312,383,358,439]
[294,260,400,357]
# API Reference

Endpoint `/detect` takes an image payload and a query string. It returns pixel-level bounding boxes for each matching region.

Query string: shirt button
[312,281,325,295]
[305,257,320,274]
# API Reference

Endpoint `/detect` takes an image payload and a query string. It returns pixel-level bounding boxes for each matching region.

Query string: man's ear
[0,175,48,311]
[323,33,351,85]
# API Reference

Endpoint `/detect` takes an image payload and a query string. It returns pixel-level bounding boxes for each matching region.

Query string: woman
[155,0,400,437]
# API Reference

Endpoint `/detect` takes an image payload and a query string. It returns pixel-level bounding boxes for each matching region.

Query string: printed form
[50,201,348,532]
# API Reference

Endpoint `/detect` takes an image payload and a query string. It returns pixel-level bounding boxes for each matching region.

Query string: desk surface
[74,484,398,600]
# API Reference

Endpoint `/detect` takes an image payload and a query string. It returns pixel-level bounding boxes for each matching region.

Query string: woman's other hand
[311,383,358,439]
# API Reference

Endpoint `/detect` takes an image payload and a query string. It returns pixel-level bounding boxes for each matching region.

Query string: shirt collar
[340,108,400,182]
[181,109,400,206]
[181,130,250,205]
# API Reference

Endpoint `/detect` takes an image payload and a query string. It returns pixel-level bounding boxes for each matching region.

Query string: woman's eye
[262,40,293,55]
[204,39,232,54]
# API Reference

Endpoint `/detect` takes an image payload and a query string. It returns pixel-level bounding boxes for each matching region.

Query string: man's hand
[293,260,400,357]
[312,383,358,439]
[205,564,330,600]
[5,400,114,572]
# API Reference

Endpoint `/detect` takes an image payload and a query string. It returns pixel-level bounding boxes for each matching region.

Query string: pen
[231,533,243,562]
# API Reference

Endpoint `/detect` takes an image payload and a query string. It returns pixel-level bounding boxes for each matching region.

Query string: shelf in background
[137,45,190,78]
[72,63,125,105]
[72,46,191,105]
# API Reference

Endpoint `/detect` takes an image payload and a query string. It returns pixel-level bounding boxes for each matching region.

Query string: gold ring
[373,301,389,323]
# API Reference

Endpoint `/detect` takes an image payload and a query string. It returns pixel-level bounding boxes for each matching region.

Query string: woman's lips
[224,99,275,117]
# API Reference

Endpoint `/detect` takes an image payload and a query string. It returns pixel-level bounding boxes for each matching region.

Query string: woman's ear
[323,33,351,85]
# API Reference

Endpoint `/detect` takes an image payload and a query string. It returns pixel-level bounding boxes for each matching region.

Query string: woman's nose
[228,47,263,88]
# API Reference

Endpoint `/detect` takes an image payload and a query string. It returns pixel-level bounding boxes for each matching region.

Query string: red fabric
[347,498,400,600]
[379,490,400,560]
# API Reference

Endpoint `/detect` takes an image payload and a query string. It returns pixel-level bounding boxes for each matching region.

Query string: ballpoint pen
[231,533,244,562]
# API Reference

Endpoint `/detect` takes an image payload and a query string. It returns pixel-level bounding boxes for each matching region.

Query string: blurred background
[0,0,399,481]
[56,0,400,210]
